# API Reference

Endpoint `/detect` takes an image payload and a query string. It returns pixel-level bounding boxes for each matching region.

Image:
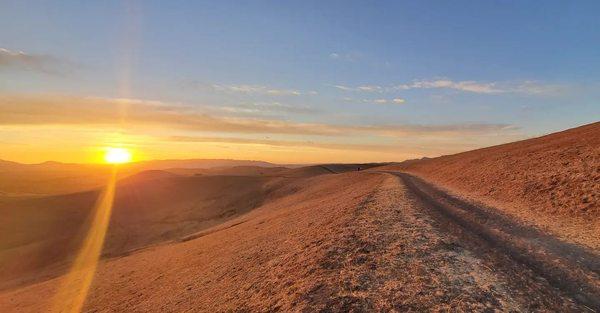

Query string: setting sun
[104,147,132,164]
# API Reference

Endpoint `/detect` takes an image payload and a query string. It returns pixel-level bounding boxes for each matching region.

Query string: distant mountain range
[0,158,278,170]
[0,159,282,196]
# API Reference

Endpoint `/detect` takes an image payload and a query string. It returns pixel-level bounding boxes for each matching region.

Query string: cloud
[328,52,360,61]
[211,84,302,96]
[168,135,403,153]
[335,78,568,96]
[395,79,501,94]
[510,81,568,96]
[214,101,319,115]
[165,135,497,156]
[395,79,571,96]
[333,85,353,91]
[352,98,406,105]
[0,94,335,136]
[0,93,517,139]
[357,85,383,92]
[333,85,384,93]
[0,48,67,74]
[350,123,517,137]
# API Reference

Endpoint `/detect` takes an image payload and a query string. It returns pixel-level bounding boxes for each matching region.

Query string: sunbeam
[51,167,117,313]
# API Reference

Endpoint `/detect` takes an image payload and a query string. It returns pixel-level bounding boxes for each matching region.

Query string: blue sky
[0,1,599,163]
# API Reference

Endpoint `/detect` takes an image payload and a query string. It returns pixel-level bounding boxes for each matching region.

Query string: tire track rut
[391,172,600,312]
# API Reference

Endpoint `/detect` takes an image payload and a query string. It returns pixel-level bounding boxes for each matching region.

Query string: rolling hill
[0,124,598,312]
[0,162,378,291]
[376,122,600,247]
[0,159,279,196]
[0,170,292,290]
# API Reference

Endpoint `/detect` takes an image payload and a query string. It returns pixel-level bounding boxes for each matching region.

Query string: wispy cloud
[344,97,406,105]
[334,85,353,91]
[333,79,568,96]
[404,79,570,96]
[333,84,384,93]
[509,81,568,96]
[357,85,383,92]
[0,94,332,136]
[211,84,303,96]
[213,101,319,116]
[168,135,402,153]
[0,93,517,138]
[395,79,501,94]
[0,48,68,74]
[329,52,361,61]
[359,123,517,137]
[166,135,502,156]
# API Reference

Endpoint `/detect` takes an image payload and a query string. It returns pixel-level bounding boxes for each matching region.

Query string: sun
[104,147,132,164]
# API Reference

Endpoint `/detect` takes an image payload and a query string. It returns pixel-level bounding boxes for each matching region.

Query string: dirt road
[299,172,599,312]
[388,172,600,312]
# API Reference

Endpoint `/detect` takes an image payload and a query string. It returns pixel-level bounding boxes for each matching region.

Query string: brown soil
[0,162,383,292]
[1,172,597,312]
[0,171,289,290]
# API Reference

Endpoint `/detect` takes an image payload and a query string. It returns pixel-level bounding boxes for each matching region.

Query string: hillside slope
[0,163,376,291]
[377,122,600,247]
[1,171,591,312]
[0,171,289,290]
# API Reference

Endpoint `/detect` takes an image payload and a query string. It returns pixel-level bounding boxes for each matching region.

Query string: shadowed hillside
[0,163,376,291]
[0,170,289,290]
[167,164,385,178]
[165,166,290,177]
[1,171,392,312]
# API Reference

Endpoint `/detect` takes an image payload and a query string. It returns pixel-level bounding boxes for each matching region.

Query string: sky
[0,0,599,164]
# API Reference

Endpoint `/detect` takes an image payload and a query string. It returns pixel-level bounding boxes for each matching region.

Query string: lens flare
[51,168,117,312]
